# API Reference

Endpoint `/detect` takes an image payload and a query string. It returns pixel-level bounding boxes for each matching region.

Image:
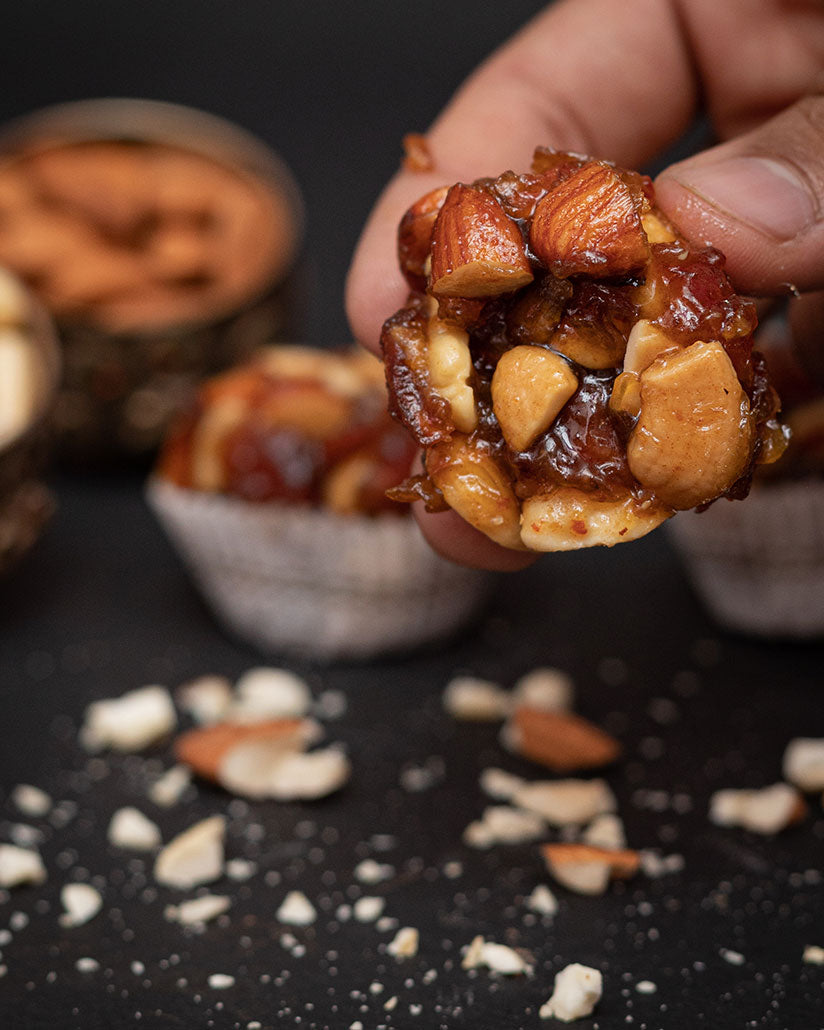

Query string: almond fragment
[511,778,616,826]
[59,884,103,928]
[783,739,824,793]
[218,742,350,801]
[530,162,649,278]
[426,302,477,433]
[491,345,578,452]
[398,185,449,286]
[540,963,603,1021]
[174,718,315,782]
[430,184,533,298]
[0,843,47,887]
[520,488,671,551]
[154,815,225,889]
[541,842,640,895]
[505,706,620,772]
[709,783,806,835]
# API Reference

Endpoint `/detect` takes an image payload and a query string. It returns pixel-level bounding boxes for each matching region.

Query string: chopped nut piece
[526,884,559,917]
[513,779,616,826]
[0,843,47,887]
[0,327,39,448]
[461,935,532,975]
[581,813,627,851]
[59,883,103,928]
[539,963,603,1022]
[479,767,526,801]
[782,738,824,793]
[431,184,533,298]
[228,667,312,723]
[426,308,477,433]
[175,718,316,782]
[627,340,754,509]
[608,371,642,418]
[542,842,640,895]
[353,896,385,923]
[176,675,233,725]
[218,743,350,801]
[354,859,394,885]
[803,945,824,965]
[149,764,192,808]
[80,684,177,753]
[463,805,546,849]
[207,973,236,989]
[153,815,225,889]
[165,894,230,926]
[504,706,621,772]
[398,185,450,286]
[277,890,317,926]
[443,675,510,721]
[387,926,419,958]
[491,346,578,453]
[10,784,52,818]
[622,319,679,375]
[511,667,574,713]
[709,783,805,835]
[107,807,162,851]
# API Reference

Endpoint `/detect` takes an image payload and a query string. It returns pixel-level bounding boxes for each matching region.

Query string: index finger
[346,0,695,352]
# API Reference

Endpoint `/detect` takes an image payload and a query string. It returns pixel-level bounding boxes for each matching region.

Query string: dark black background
[0,3,822,1029]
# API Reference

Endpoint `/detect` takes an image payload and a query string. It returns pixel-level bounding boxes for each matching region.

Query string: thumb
[654,96,824,296]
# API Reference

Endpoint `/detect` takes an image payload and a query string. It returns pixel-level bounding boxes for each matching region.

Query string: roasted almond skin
[398,185,449,288]
[529,161,649,278]
[509,705,621,772]
[542,842,641,879]
[430,184,533,298]
[175,719,307,781]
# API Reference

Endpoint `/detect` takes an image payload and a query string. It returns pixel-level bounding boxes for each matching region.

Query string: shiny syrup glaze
[383,163,777,508]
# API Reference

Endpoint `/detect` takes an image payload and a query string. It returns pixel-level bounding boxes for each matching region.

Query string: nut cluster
[157,346,417,516]
[382,147,785,550]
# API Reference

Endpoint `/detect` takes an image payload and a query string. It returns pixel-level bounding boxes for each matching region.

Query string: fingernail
[668,156,818,242]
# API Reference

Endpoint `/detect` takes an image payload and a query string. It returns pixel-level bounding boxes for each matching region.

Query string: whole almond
[430,184,533,298]
[529,162,649,278]
[507,705,620,772]
[174,718,310,781]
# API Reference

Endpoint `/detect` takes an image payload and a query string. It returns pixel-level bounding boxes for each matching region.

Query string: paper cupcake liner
[147,479,492,661]
[667,480,824,638]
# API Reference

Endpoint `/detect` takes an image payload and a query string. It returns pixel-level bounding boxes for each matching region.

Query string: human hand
[346,0,824,569]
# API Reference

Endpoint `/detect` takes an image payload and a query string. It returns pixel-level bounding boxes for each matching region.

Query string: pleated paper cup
[147,478,492,661]
[668,480,824,638]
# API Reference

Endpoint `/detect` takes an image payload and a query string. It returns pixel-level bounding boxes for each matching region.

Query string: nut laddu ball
[381,147,787,551]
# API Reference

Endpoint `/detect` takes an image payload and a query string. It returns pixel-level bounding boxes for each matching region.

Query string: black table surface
[1,4,823,1029]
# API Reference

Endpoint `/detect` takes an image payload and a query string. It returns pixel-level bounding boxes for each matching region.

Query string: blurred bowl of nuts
[0,98,304,460]
[0,266,61,572]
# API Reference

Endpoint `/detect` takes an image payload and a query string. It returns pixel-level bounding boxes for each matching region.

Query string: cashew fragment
[622,319,679,375]
[520,487,671,551]
[426,301,477,433]
[609,371,641,418]
[491,345,578,452]
[426,435,524,550]
[627,340,754,509]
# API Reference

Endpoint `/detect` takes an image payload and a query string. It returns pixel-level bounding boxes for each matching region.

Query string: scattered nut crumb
[10,783,52,818]
[387,926,419,958]
[107,806,162,850]
[153,815,225,889]
[512,667,573,713]
[526,884,558,917]
[165,894,230,926]
[354,858,394,884]
[80,684,177,753]
[461,935,532,975]
[719,948,745,966]
[581,813,626,851]
[353,896,385,923]
[75,957,100,973]
[207,972,235,989]
[803,945,824,965]
[176,675,233,725]
[149,764,192,807]
[442,675,510,721]
[228,667,312,723]
[539,963,602,1021]
[783,738,824,793]
[709,783,805,835]
[635,979,657,994]
[512,778,616,826]
[463,805,546,849]
[277,890,317,926]
[0,843,47,887]
[59,883,103,927]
